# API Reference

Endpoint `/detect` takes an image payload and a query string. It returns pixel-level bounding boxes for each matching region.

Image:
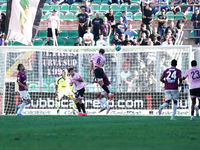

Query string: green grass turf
[0,116,199,150]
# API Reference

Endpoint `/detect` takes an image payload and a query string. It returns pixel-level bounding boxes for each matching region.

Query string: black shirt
[111,39,121,45]
[138,38,148,45]
[140,29,150,38]
[121,40,134,46]
[165,26,178,36]
[92,18,103,32]
[142,9,153,25]
[80,6,92,14]
[77,13,89,23]
[115,22,127,36]
[74,43,85,46]
[150,33,161,41]
[105,13,114,23]
[191,13,200,27]
[153,41,161,45]
[158,15,168,28]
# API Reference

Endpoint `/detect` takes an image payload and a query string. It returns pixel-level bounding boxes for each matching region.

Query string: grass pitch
[0,116,199,150]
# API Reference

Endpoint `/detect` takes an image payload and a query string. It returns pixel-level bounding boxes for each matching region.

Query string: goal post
[0,46,193,115]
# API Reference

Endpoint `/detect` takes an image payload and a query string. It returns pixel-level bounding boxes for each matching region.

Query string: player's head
[17,64,25,72]
[68,68,74,75]
[171,59,177,67]
[62,69,67,78]
[99,49,105,55]
[191,60,197,67]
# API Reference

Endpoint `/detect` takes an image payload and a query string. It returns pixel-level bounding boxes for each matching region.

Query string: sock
[172,104,177,118]
[191,109,194,116]
[161,103,169,108]
[80,103,86,113]
[76,103,81,112]
[102,84,110,94]
[98,98,104,109]
[18,102,26,114]
[73,101,76,109]
[101,97,109,109]
[56,100,60,110]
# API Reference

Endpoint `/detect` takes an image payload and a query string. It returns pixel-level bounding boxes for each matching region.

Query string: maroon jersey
[17,71,27,91]
[103,73,111,86]
[163,67,182,90]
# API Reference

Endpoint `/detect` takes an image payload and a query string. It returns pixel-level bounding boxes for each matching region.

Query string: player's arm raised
[160,74,165,84]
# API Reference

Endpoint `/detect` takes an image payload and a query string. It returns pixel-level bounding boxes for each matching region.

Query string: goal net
[0,46,192,115]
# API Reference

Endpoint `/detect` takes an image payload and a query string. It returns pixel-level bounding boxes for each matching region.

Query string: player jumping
[159,59,182,120]
[92,73,112,114]
[15,64,31,116]
[55,69,77,115]
[68,68,87,116]
[183,60,200,120]
[90,49,114,100]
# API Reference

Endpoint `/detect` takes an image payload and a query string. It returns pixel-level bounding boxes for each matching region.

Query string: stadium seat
[110,4,119,12]
[28,84,38,92]
[57,38,65,46]
[154,11,160,20]
[59,12,64,21]
[44,12,52,20]
[134,30,139,38]
[93,0,102,3]
[70,6,79,12]
[12,41,22,46]
[50,5,59,12]
[130,4,138,12]
[64,12,74,21]
[7,41,12,46]
[175,12,184,20]
[1,3,7,12]
[60,4,69,13]
[97,12,104,19]
[114,12,122,21]
[92,4,100,12]
[166,11,174,20]
[33,38,43,46]
[46,0,51,3]
[39,30,47,38]
[65,38,75,46]
[185,11,193,20]
[102,0,108,3]
[59,30,69,39]
[181,3,188,12]
[48,83,55,92]
[190,30,194,37]
[43,3,50,13]
[131,0,140,3]
[69,30,79,38]
[42,83,48,92]
[44,39,53,45]
[120,5,127,12]
[43,77,54,84]
[100,5,109,12]
[127,12,133,20]
[133,12,142,20]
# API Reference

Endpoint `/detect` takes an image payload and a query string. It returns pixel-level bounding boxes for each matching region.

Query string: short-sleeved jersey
[70,73,85,90]
[163,67,182,90]
[17,71,27,91]
[103,73,111,86]
[91,54,106,68]
[183,66,200,89]
[47,14,59,29]
[56,76,72,92]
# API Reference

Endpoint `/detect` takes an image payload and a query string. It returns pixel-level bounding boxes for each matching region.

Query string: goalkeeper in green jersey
[55,69,76,115]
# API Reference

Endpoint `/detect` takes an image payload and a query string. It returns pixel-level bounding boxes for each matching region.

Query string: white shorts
[58,90,75,100]
[165,90,179,101]
[100,85,111,96]
[19,91,31,100]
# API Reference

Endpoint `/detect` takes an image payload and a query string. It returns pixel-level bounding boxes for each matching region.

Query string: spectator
[142,4,153,34]
[157,9,168,40]
[138,32,148,45]
[92,13,103,42]
[99,16,111,46]
[73,0,92,16]
[121,35,134,46]
[159,0,169,12]
[108,0,123,5]
[74,37,85,46]
[83,27,94,46]
[121,67,131,80]
[184,0,194,13]
[165,21,178,38]
[139,23,150,38]
[0,33,6,46]
[132,37,138,45]
[147,38,153,46]
[121,11,127,24]
[105,8,115,29]
[64,0,74,5]
[162,35,173,45]
[125,24,138,39]
[152,37,161,45]
[114,17,127,39]
[150,27,161,42]
[45,9,60,46]
[176,16,187,30]
[77,7,89,38]
[191,9,200,45]
[171,0,182,14]
[96,34,107,46]
[111,33,121,45]
[120,34,126,45]
[164,29,176,43]
[124,0,132,5]
[150,0,159,14]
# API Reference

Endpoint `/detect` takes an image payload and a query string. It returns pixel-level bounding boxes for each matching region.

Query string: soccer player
[90,49,114,100]
[68,68,87,116]
[56,69,76,115]
[15,64,31,116]
[159,59,182,120]
[92,73,112,114]
[183,60,200,120]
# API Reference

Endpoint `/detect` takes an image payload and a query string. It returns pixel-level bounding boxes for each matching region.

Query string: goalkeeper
[55,69,76,115]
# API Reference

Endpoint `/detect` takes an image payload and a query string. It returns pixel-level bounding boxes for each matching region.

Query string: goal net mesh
[0,46,191,115]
